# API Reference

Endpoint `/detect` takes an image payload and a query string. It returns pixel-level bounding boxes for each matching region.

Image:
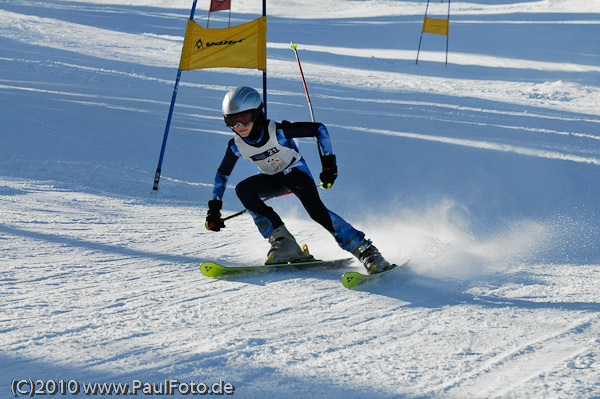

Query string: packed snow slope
[1,0,599,398]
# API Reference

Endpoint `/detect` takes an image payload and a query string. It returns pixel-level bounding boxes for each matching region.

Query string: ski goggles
[224,109,257,129]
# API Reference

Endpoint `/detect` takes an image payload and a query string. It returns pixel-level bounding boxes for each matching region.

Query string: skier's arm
[211,139,239,201]
[206,140,239,232]
[278,121,334,156]
[279,121,338,189]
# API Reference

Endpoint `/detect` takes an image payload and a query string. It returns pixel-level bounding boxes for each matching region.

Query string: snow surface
[1,0,599,397]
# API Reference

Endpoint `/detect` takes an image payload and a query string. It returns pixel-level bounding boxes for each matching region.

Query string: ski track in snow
[1,0,600,398]
[2,178,599,398]
[433,315,598,397]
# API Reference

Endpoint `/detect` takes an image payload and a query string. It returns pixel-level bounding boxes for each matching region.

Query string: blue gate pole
[445,0,451,66]
[153,0,198,192]
[416,0,431,65]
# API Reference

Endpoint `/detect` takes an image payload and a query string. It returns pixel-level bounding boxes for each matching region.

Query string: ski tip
[200,262,228,278]
[341,271,364,289]
[341,260,411,289]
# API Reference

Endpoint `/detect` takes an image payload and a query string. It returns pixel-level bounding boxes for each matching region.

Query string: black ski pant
[235,168,334,237]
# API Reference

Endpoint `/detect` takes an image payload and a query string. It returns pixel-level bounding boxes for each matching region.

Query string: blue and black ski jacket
[211,120,333,201]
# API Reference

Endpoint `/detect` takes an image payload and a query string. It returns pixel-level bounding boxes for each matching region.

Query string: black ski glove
[205,200,225,231]
[319,154,338,189]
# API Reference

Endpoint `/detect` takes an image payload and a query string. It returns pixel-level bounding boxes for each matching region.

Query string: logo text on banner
[422,16,449,36]
[179,16,267,70]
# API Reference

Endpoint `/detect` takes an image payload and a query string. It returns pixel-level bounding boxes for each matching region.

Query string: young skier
[205,86,393,274]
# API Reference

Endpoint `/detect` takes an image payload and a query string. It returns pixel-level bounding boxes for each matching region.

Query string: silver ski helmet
[222,86,264,130]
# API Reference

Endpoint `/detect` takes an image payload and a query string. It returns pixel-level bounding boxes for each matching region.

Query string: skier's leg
[281,169,392,273]
[280,169,334,231]
[326,210,365,251]
[235,174,287,238]
[235,174,307,263]
[327,210,392,274]
[281,169,365,251]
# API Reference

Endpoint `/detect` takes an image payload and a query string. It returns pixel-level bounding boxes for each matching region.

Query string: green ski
[201,258,355,278]
[342,260,410,289]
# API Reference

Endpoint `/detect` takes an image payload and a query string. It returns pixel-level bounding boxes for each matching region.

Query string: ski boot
[351,239,392,274]
[265,225,314,264]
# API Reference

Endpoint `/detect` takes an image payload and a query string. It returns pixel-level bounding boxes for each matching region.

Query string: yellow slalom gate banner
[179,16,267,70]
[422,16,449,36]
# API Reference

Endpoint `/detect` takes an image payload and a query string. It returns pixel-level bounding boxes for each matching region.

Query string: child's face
[234,121,254,137]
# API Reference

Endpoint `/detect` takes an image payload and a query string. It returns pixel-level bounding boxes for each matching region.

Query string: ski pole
[290,42,316,123]
[291,41,327,165]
